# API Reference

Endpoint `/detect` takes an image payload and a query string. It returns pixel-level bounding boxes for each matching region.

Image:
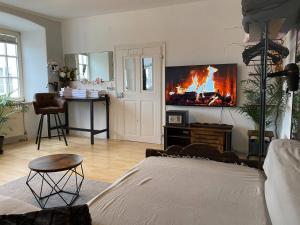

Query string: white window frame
[0,29,23,100]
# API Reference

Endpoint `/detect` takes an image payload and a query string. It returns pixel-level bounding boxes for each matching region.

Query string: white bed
[2,139,300,225]
[88,157,271,225]
[264,139,300,225]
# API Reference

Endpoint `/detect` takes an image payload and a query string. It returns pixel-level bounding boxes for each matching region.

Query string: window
[124,57,136,92]
[78,54,89,80]
[0,30,22,99]
[142,57,153,91]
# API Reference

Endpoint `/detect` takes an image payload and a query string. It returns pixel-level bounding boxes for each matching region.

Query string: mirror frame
[64,51,114,82]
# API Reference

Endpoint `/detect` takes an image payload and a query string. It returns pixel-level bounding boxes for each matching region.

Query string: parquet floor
[0,136,162,185]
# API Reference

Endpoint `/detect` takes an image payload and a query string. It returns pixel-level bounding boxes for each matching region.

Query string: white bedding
[89,157,270,225]
[264,139,300,225]
[0,195,39,214]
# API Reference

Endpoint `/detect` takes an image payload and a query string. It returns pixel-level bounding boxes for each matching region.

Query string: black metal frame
[26,164,84,209]
[36,113,68,150]
[48,95,110,145]
[259,23,269,163]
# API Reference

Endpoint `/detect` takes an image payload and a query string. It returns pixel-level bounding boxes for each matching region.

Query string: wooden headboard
[146,144,263,170]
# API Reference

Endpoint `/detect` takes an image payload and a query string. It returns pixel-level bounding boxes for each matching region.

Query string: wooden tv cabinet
[164,123,233,152]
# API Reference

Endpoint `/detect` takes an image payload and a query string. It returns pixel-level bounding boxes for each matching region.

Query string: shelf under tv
[164,123,233,152]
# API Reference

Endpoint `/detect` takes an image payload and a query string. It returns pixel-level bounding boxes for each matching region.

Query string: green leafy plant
[236,66,286,138]
[0,94,28,136]
[291,65,300,137]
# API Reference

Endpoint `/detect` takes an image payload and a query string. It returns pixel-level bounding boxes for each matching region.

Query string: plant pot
[249,139,270,157]
[0,135,4,154]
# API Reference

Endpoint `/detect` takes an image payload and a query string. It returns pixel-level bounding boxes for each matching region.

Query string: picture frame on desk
[166,110,189,127]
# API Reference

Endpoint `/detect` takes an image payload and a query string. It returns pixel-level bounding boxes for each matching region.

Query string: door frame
[114,42,166,143]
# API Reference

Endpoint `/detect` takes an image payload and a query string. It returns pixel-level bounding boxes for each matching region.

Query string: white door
[115,43,163,144]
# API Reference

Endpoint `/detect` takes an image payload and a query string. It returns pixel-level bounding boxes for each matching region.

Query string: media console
[164,123,233,152]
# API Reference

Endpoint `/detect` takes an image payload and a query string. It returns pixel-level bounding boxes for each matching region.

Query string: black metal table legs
[26,164,84,209]
[90,101,94,145]
[65,103,70,135]
[62,96,110,145]
[106,96,110,139]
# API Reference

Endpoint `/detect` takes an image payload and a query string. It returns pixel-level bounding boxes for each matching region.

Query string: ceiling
[0,12,43,31]
[0,0,205,20]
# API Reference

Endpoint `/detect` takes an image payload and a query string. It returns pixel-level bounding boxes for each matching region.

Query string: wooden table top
[28,154,83,172]
[247,130,274,138]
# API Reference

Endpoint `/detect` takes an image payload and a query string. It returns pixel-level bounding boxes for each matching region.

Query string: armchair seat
[35,106,65,114]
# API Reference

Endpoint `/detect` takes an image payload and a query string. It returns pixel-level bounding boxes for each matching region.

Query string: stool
[33,93,68,150]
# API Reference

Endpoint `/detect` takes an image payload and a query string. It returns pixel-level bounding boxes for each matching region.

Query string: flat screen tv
[165,64,237,107]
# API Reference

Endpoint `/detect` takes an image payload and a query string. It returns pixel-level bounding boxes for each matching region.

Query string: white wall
[0,4,63,141]
[0,3,63,66]
[280,29,298,138]
[62,0,254,153]
[22,29,48,101]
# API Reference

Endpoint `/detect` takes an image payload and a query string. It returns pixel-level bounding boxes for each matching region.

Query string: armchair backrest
[34,93,60,108]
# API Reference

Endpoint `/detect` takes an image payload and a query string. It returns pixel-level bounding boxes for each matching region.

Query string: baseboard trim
[4,135,28,145]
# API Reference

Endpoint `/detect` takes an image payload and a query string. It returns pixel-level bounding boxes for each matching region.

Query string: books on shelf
[72,89,87,98]
[59,88,106,98]
[88,90,99,98]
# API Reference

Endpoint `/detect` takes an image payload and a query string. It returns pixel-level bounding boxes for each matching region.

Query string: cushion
[263,139,300,225]
[0,204,91,225]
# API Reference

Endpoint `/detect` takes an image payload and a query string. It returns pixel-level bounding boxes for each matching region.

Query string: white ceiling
[0,0,205,20]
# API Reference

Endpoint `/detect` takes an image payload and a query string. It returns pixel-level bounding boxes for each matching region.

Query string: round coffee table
[26,154,84,209]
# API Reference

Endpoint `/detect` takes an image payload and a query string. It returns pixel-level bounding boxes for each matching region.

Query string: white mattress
[89,157,270,225]
[264,139,300,225]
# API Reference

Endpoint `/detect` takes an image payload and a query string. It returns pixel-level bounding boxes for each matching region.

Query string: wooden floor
[0,136,162,185]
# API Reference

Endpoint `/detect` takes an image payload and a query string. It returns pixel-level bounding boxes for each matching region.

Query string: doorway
[115,43,165,144]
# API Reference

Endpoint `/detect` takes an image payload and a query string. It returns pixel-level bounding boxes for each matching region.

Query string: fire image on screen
[165,64,237,107]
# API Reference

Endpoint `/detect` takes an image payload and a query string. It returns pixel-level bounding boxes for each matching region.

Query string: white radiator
[5,112,27,143]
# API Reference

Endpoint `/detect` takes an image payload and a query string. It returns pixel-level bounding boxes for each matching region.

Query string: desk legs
[47,114,51,139]
[65,102,69,135]
[62,98,109,145]
[90,101,94,145]
[106,97,110,139]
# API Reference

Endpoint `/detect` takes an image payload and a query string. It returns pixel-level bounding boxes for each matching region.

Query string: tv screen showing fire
[166,64,237,107]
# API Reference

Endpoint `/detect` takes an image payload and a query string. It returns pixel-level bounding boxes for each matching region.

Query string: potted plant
[58,66,77,88]
[236,66,286,155]
[237,65,286,134]
[0,94,28,154]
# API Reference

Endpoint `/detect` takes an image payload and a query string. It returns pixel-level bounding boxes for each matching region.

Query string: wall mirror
[64,51,114,82]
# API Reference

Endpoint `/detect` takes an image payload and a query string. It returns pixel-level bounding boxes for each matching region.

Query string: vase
[61,81,70,88]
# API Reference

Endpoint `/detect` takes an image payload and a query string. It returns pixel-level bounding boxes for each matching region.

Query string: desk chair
[33,93,68,150]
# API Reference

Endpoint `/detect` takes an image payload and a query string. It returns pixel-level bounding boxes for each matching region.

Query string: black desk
[48,95,109,145]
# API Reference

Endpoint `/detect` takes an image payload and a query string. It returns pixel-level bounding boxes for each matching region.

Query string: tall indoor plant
[0,94,27,154]
[236,66,287,138]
